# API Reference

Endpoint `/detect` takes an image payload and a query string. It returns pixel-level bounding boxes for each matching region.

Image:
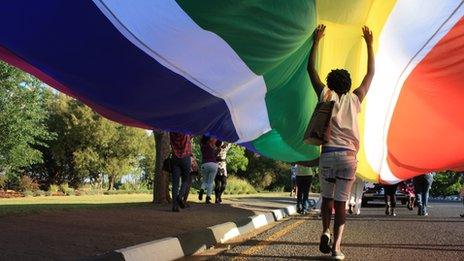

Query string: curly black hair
[326,69,351,95]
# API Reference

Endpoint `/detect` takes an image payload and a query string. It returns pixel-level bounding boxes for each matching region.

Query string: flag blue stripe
[0,0,239,141]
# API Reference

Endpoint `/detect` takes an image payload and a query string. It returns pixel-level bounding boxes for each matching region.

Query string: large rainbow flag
[0,0,463,183]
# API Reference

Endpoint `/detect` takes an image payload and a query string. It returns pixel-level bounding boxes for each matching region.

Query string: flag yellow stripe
[315,0,397,182]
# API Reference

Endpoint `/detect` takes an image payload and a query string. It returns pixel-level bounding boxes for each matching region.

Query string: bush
[33,190,45,197]
[102,188,151,195]
[270,186,285,192]
[120,182,150,192]
[76,184,102,195]
[23,190,34,197]
[66,188,75,196]
[45,191,52,196]
[59,183,74,195]
[4,174,20,191]
[85,189,100,195]
[48,184,59,193]
[19,176,39,192]
[224,176,256,195]
[104,190,125,195]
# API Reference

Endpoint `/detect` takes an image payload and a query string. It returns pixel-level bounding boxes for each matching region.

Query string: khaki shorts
[319,151,357,202]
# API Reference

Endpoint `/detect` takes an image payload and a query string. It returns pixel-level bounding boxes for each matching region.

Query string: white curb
[101,204,298,261]
[116,237,184,261]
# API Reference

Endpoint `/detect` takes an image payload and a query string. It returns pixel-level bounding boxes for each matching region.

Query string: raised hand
[362,26,373,46]
[354,26,375,103]
[307,24,326,97]
[314,24,326,42]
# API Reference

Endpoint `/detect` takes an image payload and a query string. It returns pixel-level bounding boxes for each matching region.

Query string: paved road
[216,201,464,260]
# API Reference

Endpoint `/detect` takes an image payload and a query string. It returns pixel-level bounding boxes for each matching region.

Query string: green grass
[0,192,288,216]
[0,194,153,216]
[223,176,257,195]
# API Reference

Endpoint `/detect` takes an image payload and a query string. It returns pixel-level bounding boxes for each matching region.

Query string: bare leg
[332,200,347,252]
[321,197,334,233]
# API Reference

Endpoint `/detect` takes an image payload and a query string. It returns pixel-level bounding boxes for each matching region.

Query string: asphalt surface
[215,201,464,261]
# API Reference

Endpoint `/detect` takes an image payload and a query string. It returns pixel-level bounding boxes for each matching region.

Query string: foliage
[120,181,149,192]
[81,189,101,196]
[238,151,292,191]
[430,171,463,197]
[19,176,39,192]
[23,190,34,197]
[311,169,321,193]
[28,93,154,190]
[33,190,45,197]
[59,183,72,195]
[0,61,53,180]
[193,141,248,175]
[223,176,256,195]
[103,188,151,195]
[138,133,156,188]
[226,144,248,174]
[0,175,5,190]
[191,136,201,163]
[66,188,75,196]
[48,184,59,193]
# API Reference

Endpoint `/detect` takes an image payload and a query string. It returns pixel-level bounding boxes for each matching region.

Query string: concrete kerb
[116,237,184,261]
[94,204,297,261]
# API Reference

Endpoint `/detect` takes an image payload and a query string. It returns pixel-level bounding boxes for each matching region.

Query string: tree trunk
[153,130,171,204]
[98,174,103,193]
[108,174,115,191]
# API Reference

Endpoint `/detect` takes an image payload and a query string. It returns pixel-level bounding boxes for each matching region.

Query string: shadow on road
[228,196,296,205]
[235,239,464,252]
[221,252,335,260]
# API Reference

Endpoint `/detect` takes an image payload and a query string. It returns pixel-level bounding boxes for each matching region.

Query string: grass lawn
[0,194,153,216]
[0,192,288,216]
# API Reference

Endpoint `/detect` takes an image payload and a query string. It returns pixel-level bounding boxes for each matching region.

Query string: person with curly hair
[307,24,375,260]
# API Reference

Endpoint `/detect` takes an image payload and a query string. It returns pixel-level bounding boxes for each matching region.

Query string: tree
[0,61,52,186]
[104,125,148,190]
[225,144,248,174]
[430,171,463,197]
[238,150,291,191]
[63,99,151,190]
[30,93,153,189]
[31,94,99,188]
[153,131,171,204]
[139,132,156,187]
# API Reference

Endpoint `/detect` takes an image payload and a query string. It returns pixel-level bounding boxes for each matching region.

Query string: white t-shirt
[320,87,361,151]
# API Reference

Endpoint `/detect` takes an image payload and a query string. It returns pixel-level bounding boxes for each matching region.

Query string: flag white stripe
[93,0,271,142]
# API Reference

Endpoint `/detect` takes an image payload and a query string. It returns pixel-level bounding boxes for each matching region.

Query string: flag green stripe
[176,0,319,161]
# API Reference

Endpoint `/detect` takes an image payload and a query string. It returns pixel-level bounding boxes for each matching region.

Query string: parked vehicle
[362,183,408,207]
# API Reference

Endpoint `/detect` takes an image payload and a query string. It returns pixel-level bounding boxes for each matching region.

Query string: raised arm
[354,26,375,103]
[307,24,326,99]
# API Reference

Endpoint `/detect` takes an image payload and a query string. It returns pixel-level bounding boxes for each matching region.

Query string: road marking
[232,219,306,260]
